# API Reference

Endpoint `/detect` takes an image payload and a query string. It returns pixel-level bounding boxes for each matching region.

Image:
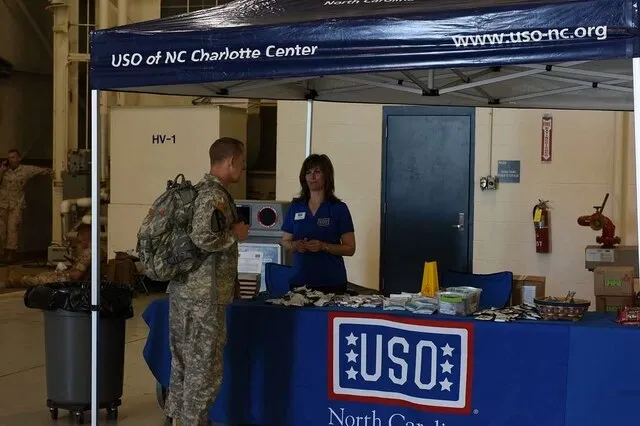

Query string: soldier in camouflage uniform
[15,224,104,287]
[164,137,249,426]
[0,149,53,263]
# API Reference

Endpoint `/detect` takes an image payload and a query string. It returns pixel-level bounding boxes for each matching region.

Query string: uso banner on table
[327,312,474,426]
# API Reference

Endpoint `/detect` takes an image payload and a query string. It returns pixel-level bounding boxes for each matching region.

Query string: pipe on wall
[620,112,632,242]
[305,100,313,157]
[612,111,625,239]
[98,0,109,182]
[81,215,108,225]
[116,0,127,106]
[61,192,109,213]
[50,0,70,244]
[67,0,79,152]
[246,100,262,170]
[66,231,108,240]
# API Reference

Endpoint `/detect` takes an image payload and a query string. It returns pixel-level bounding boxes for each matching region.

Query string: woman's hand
[282,232,307,253]
[292,240,307,253]
[305,240,325,253]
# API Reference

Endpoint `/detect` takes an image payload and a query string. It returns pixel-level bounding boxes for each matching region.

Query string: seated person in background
[12,224,103,287]
[280,154,356,294]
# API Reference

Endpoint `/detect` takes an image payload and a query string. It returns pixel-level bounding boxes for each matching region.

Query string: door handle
[452,213,465,231]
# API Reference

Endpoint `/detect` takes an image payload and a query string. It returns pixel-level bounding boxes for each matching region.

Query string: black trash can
[24,281,134,424]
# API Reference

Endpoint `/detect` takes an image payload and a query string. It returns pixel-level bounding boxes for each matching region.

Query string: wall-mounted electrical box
[480,175,498,191]
[67,150,91,175]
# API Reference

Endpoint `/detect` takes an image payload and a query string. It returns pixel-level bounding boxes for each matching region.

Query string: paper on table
[523,285,537,305]
[239,251,263,274]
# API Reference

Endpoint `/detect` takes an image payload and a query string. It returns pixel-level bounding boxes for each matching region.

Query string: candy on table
[473,304,542,322]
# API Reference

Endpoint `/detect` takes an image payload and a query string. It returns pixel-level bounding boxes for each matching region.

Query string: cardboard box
[585,245,639,277]
[512,275,546,306]
[594,266,635,296]
[596,295,636,313]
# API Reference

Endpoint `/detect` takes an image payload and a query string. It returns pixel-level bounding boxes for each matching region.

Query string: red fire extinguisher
[533,200,551,253]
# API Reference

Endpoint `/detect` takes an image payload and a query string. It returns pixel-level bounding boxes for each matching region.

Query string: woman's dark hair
[294,154,340,203]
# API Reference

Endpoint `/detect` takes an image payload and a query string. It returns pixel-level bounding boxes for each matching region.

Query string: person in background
[12,224,104,287]
[164,137,249,426]
[0,149,53,263]
[280,154,356,294]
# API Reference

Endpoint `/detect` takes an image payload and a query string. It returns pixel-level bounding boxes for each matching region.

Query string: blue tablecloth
[142,298,640,426]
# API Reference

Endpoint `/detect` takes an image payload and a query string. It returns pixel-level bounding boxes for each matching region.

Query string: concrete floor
[0,290,168,426]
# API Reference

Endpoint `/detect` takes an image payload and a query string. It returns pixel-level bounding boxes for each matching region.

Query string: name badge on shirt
[317,217,331,227]
[294,212,306,221]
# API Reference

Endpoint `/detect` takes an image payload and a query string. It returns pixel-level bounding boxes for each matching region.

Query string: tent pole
[632,58,640,279]
[305,99,313,157]
[90,89,101,426]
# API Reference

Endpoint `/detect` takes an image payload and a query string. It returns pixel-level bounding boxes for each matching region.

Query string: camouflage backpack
[136,174,205,282]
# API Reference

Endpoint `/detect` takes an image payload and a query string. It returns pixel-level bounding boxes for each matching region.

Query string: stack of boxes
[511,275,546,306]
[586,245,639,312]
[593,266,637,312]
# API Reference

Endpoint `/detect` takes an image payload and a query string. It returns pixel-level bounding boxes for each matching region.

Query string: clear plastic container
[437,291,468,316]
[446,286,483,313]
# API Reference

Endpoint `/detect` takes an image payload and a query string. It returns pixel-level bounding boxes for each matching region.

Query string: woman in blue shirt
[281,154,356,294]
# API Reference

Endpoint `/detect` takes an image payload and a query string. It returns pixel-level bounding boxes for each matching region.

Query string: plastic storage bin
[437,287,482,316]
[24,281,134,424]
[446,286,483,313]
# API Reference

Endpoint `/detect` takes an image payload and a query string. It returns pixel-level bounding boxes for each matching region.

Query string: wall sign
[541,115,552,163]
[152,134,176,144]
[497,160,521,183]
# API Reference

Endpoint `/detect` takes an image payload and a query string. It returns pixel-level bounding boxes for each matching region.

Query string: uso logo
[328,312,474,413]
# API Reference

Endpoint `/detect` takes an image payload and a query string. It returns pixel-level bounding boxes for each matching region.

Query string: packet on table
[383,298,408,311]
[405,297,438,314]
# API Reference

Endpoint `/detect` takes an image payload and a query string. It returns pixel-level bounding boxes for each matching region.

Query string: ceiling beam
[10,0,52,58]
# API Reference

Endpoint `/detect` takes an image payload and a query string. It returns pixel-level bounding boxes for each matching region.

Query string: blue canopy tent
[90,0,636,111]
[89,0,640,423]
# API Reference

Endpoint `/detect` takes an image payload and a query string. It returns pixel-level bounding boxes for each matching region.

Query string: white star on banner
[345,332,358,346]
[441,343,454,357]
[440,360,454,374]
[345,349,358,363]
[439,378,453,392]
[346,367,358,380]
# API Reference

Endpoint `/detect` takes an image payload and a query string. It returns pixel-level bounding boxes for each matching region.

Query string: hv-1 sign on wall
[327,312,474,425]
